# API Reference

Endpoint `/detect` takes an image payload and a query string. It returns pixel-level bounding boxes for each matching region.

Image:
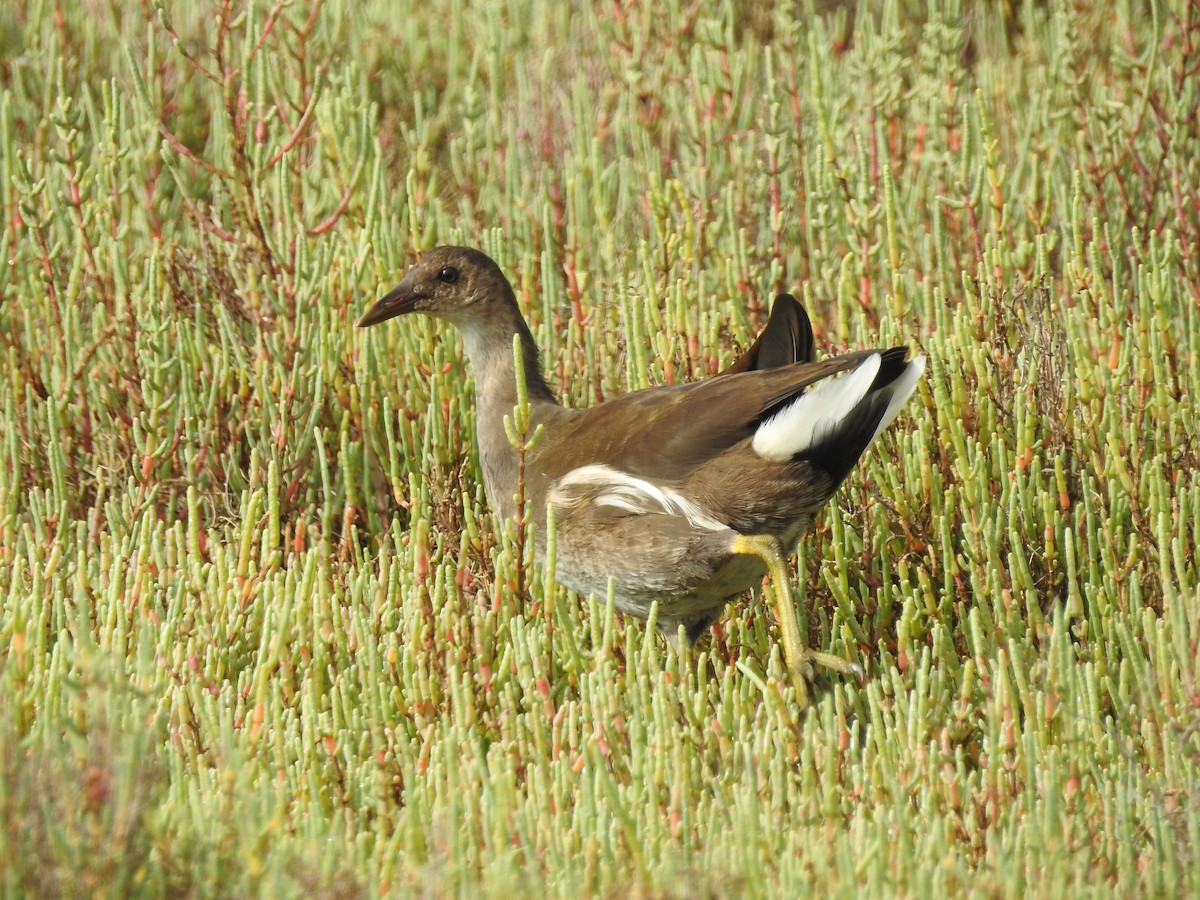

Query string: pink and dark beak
[356,278,423,328]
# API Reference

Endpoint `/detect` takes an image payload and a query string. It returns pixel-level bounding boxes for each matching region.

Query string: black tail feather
[721,294,814,375]
[755,295,814,370]
[797,347,913,485]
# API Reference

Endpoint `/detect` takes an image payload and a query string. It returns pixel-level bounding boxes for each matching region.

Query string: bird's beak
[356,280,423,328]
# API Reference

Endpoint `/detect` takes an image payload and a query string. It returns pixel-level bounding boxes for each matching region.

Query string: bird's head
[356,245,511,328]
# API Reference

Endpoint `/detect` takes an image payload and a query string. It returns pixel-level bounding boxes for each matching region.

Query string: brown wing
[535,350,891,483]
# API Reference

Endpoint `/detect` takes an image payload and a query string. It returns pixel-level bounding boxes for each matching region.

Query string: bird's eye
[437,266,459,283]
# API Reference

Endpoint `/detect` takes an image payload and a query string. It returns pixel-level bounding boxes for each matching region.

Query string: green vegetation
[2,0,1198,894]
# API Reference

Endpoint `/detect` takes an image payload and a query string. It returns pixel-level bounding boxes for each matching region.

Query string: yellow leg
[731,535,862,708]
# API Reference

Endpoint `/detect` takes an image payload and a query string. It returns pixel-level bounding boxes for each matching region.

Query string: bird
[357,246,925,706]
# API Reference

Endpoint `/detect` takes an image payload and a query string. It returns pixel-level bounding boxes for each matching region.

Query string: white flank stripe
[869,355,926,442]
[752,354,882,461]
[549,464,726,532]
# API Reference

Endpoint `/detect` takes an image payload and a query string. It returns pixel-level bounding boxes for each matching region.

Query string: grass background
[2,0,1199,895]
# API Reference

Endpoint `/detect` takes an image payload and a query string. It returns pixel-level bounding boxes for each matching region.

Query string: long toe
[800,649,864,679]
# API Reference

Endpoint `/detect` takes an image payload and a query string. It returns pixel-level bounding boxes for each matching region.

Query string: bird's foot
[729,534,864,710]
[794,648,864,679]
[786,649,864,708]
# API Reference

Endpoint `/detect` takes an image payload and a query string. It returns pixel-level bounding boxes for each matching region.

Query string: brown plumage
[358,246,925,706]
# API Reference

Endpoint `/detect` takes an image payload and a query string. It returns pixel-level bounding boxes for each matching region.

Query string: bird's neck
[456,304,556,412]
[454,302,558,521]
